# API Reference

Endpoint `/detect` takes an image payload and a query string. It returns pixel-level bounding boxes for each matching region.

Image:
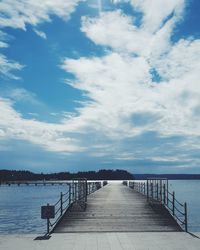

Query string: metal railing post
[156,182,159,200]
[147,180,149,201]
[46,203,50,234]
[69,184,71,205]
[60,192,63,216]
[47,218,50,235]
[86,183,89,196]
[85,180,87,202]
[72,182,74,201]
[163,183,166,205]
[172,191,175,216]
[184,202,188,232]
[74,182,76,201]
[160,180,162,203]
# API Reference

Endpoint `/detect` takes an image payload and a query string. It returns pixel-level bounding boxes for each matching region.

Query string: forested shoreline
[0,169,134,181]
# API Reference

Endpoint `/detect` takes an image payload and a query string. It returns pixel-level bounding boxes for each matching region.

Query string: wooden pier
[53,182,181,233]
[1,181,199,250]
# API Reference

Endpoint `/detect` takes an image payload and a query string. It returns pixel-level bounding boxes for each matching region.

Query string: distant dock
[0,180,70,186]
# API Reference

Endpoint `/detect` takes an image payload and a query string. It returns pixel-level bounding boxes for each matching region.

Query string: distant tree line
[134,174,200,180]
[0,169,134,181]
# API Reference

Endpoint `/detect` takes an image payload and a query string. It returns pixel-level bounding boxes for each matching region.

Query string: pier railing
[128,179,188,232]
[47,187,71,234]
[42,180,102,235]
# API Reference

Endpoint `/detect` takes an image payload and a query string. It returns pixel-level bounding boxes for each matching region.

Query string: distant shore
[0,169,200,181]
[0,169,134,181]
[134,174,200,180]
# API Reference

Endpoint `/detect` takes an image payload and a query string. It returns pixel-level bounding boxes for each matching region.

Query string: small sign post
[41,203,55,234]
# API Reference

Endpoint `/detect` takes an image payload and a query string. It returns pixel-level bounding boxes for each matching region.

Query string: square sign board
[41,205,55,219]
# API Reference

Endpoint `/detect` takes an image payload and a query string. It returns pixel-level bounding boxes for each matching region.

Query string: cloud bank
[0,0,200,171]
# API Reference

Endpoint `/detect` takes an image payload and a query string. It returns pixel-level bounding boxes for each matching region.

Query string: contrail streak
[98,0,102,14]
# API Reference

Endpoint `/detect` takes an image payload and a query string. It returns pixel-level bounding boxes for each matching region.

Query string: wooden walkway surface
[54,182,181,233]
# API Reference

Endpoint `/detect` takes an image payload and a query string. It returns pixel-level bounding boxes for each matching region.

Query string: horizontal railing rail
[42,180,103,235]
[48,189,71,232]
[127,179,188,232]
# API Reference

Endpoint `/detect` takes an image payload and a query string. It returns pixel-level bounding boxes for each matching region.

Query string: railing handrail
[127,179,188,232]
[42,180,104,235]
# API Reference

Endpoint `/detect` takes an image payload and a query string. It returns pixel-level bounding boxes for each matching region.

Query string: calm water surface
[169,180,200,232]
[0,185,69,234]
[0,180,199,233]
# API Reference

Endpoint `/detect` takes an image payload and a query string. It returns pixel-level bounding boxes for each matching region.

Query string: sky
[0,0,200,174]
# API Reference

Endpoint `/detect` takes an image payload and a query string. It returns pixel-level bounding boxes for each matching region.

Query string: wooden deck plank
[54,182,181,233]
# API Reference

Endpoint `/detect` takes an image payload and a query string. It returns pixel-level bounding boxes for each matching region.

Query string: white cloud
[62,47,200,139]
[33,29,47,39]
[1,0,200,169]
[153,39,200,81]
[0,30,12,43]
[81,10,150,55]
[0,30,22,78]
[0,0,83,78]
[1,87,44,106]
[61,52,153,137]
[0,41,8,48]
[59,1,200,162]
[0,0,84,29]
[81,10,176,58]
[0,98,84,153]
[113,0,185,32]
[0,54,24,79]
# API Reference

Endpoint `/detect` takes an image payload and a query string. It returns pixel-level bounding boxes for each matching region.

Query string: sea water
[0,184,69,234]
[0,180,199,233]
[169,180,200,232]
